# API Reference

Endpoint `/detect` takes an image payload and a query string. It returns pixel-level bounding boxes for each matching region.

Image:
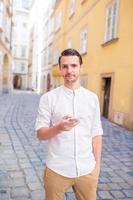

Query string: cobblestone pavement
[0,91,133,200]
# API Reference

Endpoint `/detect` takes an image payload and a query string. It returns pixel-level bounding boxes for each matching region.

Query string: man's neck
[64,82,81,90]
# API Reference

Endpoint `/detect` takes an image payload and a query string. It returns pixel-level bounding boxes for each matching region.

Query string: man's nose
[67,66,72,73]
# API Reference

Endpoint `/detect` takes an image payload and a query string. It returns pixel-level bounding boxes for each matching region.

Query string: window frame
[104,0,119,43]
[21,45,26,57]
[80,26,88,55]
[53,47,60,65]
[21,62,25,72]
[55,10,62,32]
[69,0,75,17]
[80,0,86,4]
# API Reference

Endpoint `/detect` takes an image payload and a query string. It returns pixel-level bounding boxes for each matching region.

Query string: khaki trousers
[44,166,100,200]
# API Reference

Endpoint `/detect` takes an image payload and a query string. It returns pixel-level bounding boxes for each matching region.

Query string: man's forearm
[37,117,80,140]
[92,135,102,167]
[37,125,61,140]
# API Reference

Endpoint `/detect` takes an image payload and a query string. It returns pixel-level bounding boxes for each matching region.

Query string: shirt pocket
[77,113,93,137]
[78,114,92,125]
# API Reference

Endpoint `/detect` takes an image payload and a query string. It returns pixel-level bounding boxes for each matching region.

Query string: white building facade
[12,0,32,90]
[39,3,54,94]
[28,0,54,94]
[28,0,39,92]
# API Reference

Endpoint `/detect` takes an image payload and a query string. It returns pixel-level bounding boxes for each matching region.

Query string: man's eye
[62,65,68,68]
[72,65,77,68]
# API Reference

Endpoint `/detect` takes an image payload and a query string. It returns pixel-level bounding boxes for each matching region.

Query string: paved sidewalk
[0,92,133,200]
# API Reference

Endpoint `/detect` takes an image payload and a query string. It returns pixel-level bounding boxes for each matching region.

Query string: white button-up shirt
[35,85,103,178]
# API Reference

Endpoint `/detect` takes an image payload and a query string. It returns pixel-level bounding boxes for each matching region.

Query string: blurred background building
[28,0,54,93]
[12,0,32,90]
[39,2,54,93]
[28,0,42,93]
[0,0,13,93]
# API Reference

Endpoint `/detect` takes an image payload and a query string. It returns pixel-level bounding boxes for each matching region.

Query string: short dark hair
[58,48,83,67]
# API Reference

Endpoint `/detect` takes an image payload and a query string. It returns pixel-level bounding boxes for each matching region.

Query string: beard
[64,74,79,83]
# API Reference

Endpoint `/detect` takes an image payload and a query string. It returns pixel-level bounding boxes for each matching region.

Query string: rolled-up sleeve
[35,94,51,131]
[91,95,103,137]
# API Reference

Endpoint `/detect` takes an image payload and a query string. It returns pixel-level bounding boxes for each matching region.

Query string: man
[35,48,103,200]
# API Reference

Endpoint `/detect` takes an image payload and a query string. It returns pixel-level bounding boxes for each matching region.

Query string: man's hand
[37,116,80,140]
[58,116,80,131]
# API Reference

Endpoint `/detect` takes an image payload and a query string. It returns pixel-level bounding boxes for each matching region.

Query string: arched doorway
[47,73,51,91]
[13,75,22,89]
[2,54,9,93]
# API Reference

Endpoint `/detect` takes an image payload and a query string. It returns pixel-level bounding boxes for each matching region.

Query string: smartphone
[68,118,79,122]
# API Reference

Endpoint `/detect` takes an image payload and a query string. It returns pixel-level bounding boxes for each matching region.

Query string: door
[103,77,111,118]
[13,75,22,89]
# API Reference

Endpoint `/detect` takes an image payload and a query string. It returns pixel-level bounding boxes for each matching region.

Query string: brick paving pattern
[0,91,133,200]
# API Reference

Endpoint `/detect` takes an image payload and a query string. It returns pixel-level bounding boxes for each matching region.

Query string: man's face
[59,56,82,84]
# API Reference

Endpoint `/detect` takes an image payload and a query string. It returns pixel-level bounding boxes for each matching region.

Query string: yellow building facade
[0,0,13,94]
[51,0,133,131]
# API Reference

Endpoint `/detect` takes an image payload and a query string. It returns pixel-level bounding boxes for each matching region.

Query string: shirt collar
[62,85,82,95]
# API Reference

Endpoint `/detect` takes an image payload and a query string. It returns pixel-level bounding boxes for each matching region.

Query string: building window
[80,27,88,54]
[55,11,62,32]
[0,2,4,29]
[22,0,31,10]
[21,63,25,72]
[104,0,119,42]
[80,0,86,4]
[43,50,47,66]
[51,16,54,34]
[6,18,11,41]
[69,0,75,17]
[48,45,52,64]
[15,0,22,9]
[49,17,54,35]
[13,45,17,56]
[53,48,60,65]
[21,46,26,57]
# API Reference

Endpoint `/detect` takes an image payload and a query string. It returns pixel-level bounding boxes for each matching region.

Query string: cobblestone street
[0,91,133,200]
